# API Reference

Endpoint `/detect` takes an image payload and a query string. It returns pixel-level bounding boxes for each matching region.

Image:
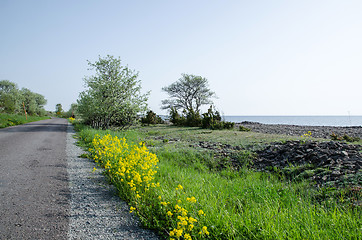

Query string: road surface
[0,118,69,239]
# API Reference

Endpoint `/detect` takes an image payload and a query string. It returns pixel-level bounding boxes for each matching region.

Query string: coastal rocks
[255,141,361,187]
[236,122,362,139]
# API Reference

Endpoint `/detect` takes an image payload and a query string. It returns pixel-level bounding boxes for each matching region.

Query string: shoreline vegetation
[73,119,361,240]
[0,113,50,128]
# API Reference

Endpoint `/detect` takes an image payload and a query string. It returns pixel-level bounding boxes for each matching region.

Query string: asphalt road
[0,118,69,240]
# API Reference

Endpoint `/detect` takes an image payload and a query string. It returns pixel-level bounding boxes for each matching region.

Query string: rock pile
[236,122,362,139]
[255,141,361,187]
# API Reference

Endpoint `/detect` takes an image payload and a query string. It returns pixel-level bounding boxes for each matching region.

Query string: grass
[0,113,50,128]
[74,123,361,240]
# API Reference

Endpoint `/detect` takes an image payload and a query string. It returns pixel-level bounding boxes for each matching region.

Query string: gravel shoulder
[66,123,159,240]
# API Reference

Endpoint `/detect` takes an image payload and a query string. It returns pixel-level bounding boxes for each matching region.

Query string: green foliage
[161,73,216,114]
[169,107,184,126]
[185,109,202,127]
[169,106,234,130]
[55,103,63,117]
[75,125,361,240]
[238,125,251,132]
[77,55,149,129]
[0,80,47,116]
[0,113,50,128]
[141,110,164,125]
[201,106,234,130]
[62,103,78,118]
[330,132,360,142]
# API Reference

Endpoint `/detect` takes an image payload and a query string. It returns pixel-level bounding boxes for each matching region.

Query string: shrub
[141,110,164,125]
[185,109,202,127]
[330,133,360,142]
[169,106,234,130]
[169,107,185,126]
[239,126,251,132]
[201,106,234,130]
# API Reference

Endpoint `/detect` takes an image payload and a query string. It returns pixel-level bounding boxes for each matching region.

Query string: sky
[1,0,361,116]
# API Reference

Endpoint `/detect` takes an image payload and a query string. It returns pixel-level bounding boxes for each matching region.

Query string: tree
[161,73,216,114]
[63,103,78,118]
[55,103,63,117]
[0,80,47,116]
[77,55,149,129]
[0,80,21,113]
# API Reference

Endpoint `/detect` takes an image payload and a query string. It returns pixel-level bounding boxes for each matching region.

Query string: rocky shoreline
[255,140,361,188]
[236,121,362,139]
[189,122,362,193]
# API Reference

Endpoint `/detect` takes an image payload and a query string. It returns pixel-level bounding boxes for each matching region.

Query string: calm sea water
[223,116,362,127]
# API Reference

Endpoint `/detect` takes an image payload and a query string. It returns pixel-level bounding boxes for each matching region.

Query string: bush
[169,107,185,126]
[141,110,164,125]
[186,109,202,127]
[201,106,234,130]
[239,126,251,132]
[169,106,234,130]
[330,133,360,142]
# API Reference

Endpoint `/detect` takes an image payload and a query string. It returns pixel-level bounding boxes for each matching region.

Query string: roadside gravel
[66,123,160,240]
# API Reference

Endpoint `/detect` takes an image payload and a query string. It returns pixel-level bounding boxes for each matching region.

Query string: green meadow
[0,113,50,128]
[75,123,361,240]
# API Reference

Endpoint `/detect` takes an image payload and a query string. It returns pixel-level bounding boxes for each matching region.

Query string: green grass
[75,123,361,239]
[0,113,50,128]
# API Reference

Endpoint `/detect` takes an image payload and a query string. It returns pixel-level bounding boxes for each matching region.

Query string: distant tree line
[0,80,47,116]
[75,55,233,130]
[55,103,78,118]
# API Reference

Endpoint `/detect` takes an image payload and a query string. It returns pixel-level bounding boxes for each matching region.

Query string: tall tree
[0,80,21,113]
[77,55,149,129]
[0,80,47,116]
[161,73,216,114]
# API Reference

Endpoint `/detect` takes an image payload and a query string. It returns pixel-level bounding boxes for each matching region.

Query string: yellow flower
[175,229,183,238]
[186,196,197,203]
[184,233,192,240]
[198,210,205,216]
[189,217,197,224]
[129,206,136,213]
[188,224,194,231]
[176,184,183,190]
[199,226,209,235]
[167,211,173,217]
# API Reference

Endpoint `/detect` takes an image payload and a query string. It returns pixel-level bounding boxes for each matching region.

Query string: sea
[223,116,362,127]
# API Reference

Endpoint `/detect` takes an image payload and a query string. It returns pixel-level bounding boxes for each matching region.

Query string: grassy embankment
[74,123,361,240]
[0,113,50,128]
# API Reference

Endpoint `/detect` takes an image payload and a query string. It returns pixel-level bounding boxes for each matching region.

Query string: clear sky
[1,0,361,116]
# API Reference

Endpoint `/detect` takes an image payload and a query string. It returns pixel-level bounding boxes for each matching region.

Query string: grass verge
[74,123,361,240]
[0,113,50,128]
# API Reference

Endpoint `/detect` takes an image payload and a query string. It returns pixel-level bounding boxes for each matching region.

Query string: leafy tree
[55,103,63,117]
[0,80,21,113]
[161,73,216,114]
[21,88,38,115]
[63,103,78,118]
[0,80,47,116]
[77,55,149,129]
